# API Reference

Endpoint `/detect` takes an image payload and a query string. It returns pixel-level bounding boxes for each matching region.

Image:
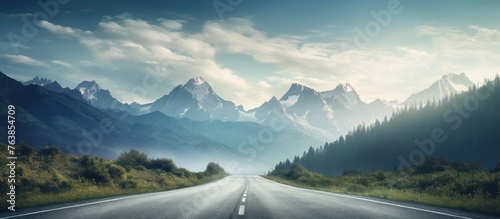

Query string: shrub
[116,149,149,169]
[39,145,61,157]
[347,184,367,193]
[371,170,387,181]
[80,156,111,184]
[119,180,137,189]
[205,162,225,175]
[414,157,451,174]
[491,162,500,173]
[284,164,308,180]
[59,180,73,190]
[17,143,35,156]
[452,161,482,173]
[342,169,361,176]
[134,165,147,171]
[149,158,176,172]
[107,164,126,179]
[174,168,193,178]
[39,182,59,193]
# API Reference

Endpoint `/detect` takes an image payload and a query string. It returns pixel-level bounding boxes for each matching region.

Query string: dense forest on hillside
[275,76,500,176]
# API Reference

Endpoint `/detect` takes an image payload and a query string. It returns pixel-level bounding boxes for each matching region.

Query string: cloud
[0,54,47,67]
[39,20,92,37]
[38,18,250,106]
[157,18,184,30]
[34,16,500,108]
[201,19,500,103]
[50,60,72,67]
[415,25,500,84]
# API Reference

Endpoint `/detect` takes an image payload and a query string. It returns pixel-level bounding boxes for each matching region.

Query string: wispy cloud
[0,54,47,67]
[34,16,500,107]
[39,20,93,37]
[38,17,251,105]
[50,60,72,67]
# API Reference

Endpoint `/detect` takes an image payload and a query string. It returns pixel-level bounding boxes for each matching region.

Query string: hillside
[0,72,240,171]
[274,76,500,176]
[0,144,226,210]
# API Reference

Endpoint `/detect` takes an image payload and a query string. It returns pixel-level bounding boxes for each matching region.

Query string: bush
[59,180,73,190]
[452,161,482,173]
[174,168,193,178]
[39,181,60,193]
[149,158,176,172]
[285,164,308,180]
[119,180,137,189]
[134,165,147,171]
[116,149,149,169]
[205,162,225,175]
[80,156,111,184]
[17,143,35,156]
[342,169,362,176]
[347,184,367,193]
[414,157,451,174]
[107,164,126,179]
[39,145,61,157]
[491,162,500,173]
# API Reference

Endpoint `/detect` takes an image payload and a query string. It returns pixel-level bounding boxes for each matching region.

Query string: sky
[1,0,499,109]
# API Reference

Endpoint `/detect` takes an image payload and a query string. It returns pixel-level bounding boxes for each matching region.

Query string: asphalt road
[0,176,497,219]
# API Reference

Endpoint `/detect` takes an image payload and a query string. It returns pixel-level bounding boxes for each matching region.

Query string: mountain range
[0,72,247,172]
[0,71,475,173]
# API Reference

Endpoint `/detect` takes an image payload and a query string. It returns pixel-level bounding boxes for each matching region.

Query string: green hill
[0,143,226,211]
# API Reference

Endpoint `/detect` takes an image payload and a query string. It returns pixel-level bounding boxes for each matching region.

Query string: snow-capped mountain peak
[150,77,239,121]
[320,83,362,110]
[404,73,473,106]
[191,76,206,85]
[280,83,312,102]
[76,80,102,101]
[183,77,213,102]
[336,83,354,93]
[23,76,53,86]
[440,73,471,93]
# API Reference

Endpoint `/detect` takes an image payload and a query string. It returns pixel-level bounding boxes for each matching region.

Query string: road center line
[238,205,245,215]
[242,197,246,202]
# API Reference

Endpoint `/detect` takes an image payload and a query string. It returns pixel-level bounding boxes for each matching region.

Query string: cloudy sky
[1,0,499,109]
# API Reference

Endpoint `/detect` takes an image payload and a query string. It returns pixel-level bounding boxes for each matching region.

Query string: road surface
[0,176,497,219]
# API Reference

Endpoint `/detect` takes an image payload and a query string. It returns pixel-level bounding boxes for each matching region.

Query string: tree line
[275,76,500,176]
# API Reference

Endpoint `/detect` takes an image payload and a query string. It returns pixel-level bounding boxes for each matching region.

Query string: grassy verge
[265,161,500,216]
[0,144,227,210]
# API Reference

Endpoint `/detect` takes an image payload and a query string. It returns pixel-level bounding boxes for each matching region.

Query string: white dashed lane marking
[238,205,245,215]
[238,189,248,216]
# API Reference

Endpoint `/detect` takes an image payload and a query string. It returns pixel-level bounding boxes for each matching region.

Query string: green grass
[0,144,227,210]
[265,164,500,216]
[20,172,227,208]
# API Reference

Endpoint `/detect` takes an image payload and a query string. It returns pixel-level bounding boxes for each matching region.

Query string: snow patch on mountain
[404,73,473,106]
[23,76,53,86]
[280,95,299,108]
[76,80,102,102]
